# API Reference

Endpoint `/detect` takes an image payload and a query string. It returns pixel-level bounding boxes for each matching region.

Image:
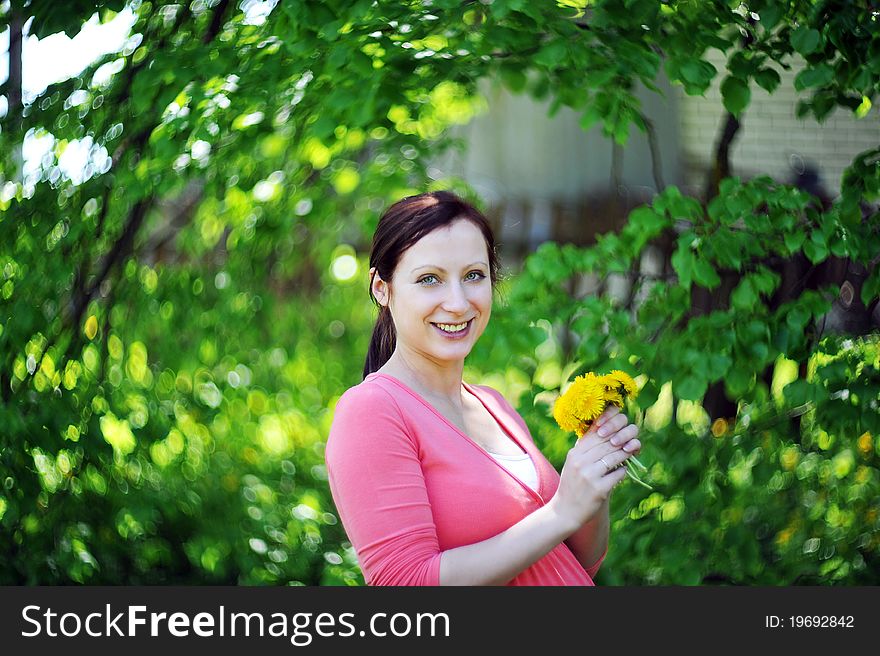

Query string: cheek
[477,288,493,310]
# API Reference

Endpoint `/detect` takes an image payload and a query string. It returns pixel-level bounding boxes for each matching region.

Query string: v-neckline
[365,372,544,499]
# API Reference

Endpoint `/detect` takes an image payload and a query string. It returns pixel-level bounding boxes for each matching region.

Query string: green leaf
[754,67,781,93]
[783,230,806,253]
[707,195,728,223]
[725,366,753,397]
[728,51,754,79]
[794,64,835,91]
[500,66,528,93]
[528,74,551,100]
[672,196,704,222]
[786,306,810,332]
[579,104,603,132]
[721,76,750,118]
[612,119,630,145]
[743,319,767,342]
[627,206,667,236]
[710,230,743,270]
[861,267,880,307]
[707,352,733,379]
[829,235,848,257]
[753,268,780,295]
[693,258,721,289]
[791,27,822,56]
[782,379,814,406]
[632,378,659,410]
[749,341,769,362]
[803,231,829,263]
[585,67,617,90]
[676,374,707,401]
[492,0,513,19]
[680,59,717,89]
[725,192,752,217]
[771,325,793,352]
[759,4,784,31]
[731,278,758,311]
[671,247,696,290]
[534,39,568,68]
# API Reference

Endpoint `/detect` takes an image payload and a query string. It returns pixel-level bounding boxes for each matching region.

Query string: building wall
[444,74,683,202]
[438,73,682,264]
[679,48,880,196]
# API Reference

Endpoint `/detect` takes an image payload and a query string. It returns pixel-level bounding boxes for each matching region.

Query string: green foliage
[601,334,880,585]
[721,76,751,118]
[1,0,878,585]
[496,164,880,583]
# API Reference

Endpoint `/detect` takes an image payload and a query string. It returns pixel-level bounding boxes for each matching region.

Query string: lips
[431,318,473,337]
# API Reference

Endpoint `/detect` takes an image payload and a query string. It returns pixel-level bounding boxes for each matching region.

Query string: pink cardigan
[325,372,607,586]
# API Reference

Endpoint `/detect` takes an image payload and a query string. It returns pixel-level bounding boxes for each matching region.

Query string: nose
[442,280,471,315]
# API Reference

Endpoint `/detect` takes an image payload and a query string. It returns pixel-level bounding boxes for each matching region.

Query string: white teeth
[435,321,468,333]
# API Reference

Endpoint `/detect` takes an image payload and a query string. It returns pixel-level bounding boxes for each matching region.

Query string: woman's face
[373,219,493,363]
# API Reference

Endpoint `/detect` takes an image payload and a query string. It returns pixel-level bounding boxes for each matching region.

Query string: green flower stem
[628,454,648,472]
[624,458,653,490]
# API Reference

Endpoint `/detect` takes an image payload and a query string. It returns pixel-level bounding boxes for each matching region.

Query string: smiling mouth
[431,319,473,335]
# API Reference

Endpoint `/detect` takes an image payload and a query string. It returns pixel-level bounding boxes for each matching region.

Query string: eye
[418,271,486,285]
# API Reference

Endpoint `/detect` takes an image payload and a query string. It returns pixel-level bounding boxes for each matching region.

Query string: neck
[380,351,465,408]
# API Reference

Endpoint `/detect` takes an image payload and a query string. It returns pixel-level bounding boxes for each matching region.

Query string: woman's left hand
[582,405,641,458]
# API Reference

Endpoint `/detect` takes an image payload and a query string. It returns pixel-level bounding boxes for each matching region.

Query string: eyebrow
[411,261,488,274]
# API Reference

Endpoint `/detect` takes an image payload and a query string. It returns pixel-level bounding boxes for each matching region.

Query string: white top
[486,449,539,492]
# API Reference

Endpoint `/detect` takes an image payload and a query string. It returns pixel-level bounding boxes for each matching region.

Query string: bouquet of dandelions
[552,370,652,490]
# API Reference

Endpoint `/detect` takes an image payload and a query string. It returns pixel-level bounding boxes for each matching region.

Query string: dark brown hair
[363,191,502,379]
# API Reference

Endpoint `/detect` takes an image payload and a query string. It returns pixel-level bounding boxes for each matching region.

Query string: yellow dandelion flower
[553,374,605,434]
[603,389,624,408]
[597,374,620,400]
[573,375,605,419]
[597,374,617,390]
[607,369,638,400]
[552,393,584,434]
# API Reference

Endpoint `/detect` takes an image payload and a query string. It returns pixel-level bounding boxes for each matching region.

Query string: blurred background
[1,0,878,585]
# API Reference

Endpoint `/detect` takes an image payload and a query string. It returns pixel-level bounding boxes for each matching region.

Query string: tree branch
[641,112,665,191]
[204,0,232,44]
[4,6,24,181]
[610,140,623,192]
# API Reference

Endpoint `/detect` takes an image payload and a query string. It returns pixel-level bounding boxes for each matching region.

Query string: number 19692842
[765,615,854,628]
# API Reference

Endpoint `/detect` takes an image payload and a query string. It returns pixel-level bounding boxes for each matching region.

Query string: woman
[325,191,641,585]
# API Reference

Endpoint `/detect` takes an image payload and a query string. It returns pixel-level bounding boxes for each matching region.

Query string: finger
[581,434,628,459]
[578,424,636,458]
[593,444,632,473]
[621,437,641,455]
[609,465,629,487]
[578,420,610,447]
[608,423,639,447]
[595,405,621,428]
[596,413,628,440]
[583,406,626,440]
[599,459,631,491]
[581,422,600,438]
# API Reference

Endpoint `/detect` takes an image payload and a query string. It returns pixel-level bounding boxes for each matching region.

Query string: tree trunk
[6,6,24,181]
